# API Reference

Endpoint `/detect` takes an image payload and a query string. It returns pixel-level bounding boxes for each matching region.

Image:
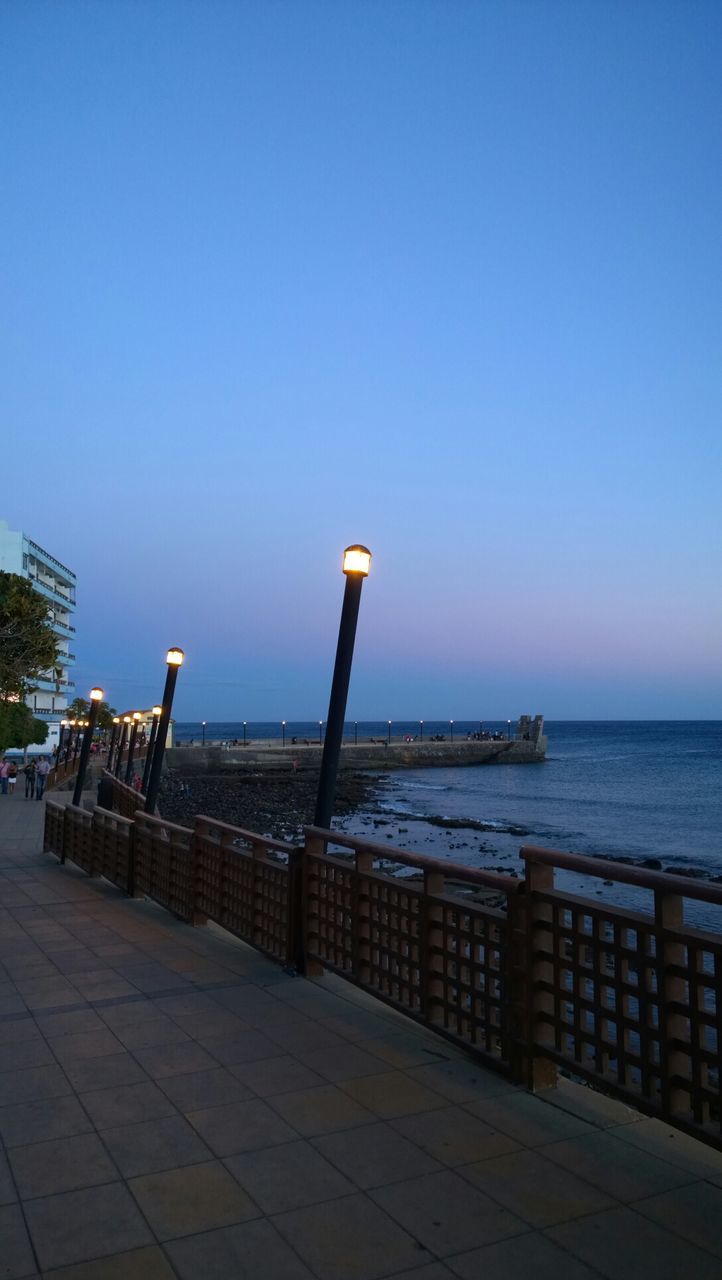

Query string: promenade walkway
[2,790,722,1279]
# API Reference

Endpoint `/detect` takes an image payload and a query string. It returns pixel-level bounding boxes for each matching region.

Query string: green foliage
[67,696,118,729]
[0,572,59,700]
[0,701,49,753]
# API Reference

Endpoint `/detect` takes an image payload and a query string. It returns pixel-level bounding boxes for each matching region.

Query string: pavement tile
[100,1114,213,1177]
[269,1083,377,1137]
[540,1129,697,1200]
[0,1063,71,1106]
[314,1121,444,1189]
[79,1081,177,1128]
[405,1059,517,1105]
[172,1008,250,1039]
[0,1038,55,1072]
[633,1180,722,1258]
[34,1009,105,1038]
[546,1205,722,1279]
[339,1071,448,1119]
[0,1148,16,1205]
[0,1094,93,1147]
[392,1105,520,1166]
[199,1029,280,1066]
[370,1168,528,1255]
[612,1117,722,1178]
[465,1090,596,1147]
[539,1078,646,1129]
[157,1065,253,1111]
[230,1054,326,1098]
[186,1097,298,1155]
[356,1034,448,1070]
[129,1159,258,1240]
[113,1018,192,1051]
[461,1147,613,1226]
[9,1133,117,1199]
[166,1218,316,1279]
[272,1191,433,1280]
[62,1052,151,1093]
[225,1139,355,1214]
[24,1181,152,1272]
[295,1043,393,1083]
[0,1202,37,1279]
[132,1039,218,1078]
[48,1029,125,1062]
[446,1232,600,1279]
[42,1245,177,1279]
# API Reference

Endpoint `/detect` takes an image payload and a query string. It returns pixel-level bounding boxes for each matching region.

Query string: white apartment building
[0,518,77,754]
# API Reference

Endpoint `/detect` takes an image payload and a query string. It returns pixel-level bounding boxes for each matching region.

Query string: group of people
[0,756,51,799]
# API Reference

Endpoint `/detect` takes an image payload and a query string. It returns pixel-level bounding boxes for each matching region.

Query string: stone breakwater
[165,736,547,774]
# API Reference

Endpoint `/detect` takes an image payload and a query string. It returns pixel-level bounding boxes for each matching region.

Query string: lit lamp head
[152,706,162,718]
[342,545,371,577]
[113,717,120,725]
[166,647,184,667]
[90,688,104,702]
[123,716,132,725]
[133,712,142,721]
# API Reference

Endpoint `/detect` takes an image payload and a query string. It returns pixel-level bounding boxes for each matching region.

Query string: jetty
[167,714,547,773]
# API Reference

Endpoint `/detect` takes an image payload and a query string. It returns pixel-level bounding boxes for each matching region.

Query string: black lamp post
[420,720,423,742]
[63,720,75,765]
[107,718,120,771]
[318,720,323,745]
[243,721,247,744]
[354,721,358,745]
[387,720,392,745]
[144,647,184,814]
[282,721,286,747]
[507,719,512,740]
[314,545,371,830]
[115,717,130,777]
[73,723,84,763]
[141,706,161,795]
[125,712,141,784]
[72,689,104,806]
[450,720,454,743]
[202,720,206,745]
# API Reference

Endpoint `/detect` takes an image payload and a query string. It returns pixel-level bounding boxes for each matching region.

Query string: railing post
[302,831,326,977]
[61,804,70,865]
[522,857,558,1091]
[190,827,207,926]
[286,847,306,974]
[655,890,692,1120]
[354,851,374,986]
[422,869,445,1027]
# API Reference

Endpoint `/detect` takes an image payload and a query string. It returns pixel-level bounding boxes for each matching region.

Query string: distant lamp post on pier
[354,721,358,745]
[282,721,286,747]
[144,647,185,814]
[314,544,371,830]
[202,721,206,745]
[507,719,512,740]
[387,720,392,745]
[141,707,162,795]
[450,720,454,743]
[420,720,423,742]
[319,720,323,745]
[243,721,247,744]
[125,712,142,784]
[72,688,104,806]
[115,717,130,777]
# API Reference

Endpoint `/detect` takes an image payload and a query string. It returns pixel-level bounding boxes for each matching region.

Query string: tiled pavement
[2,789,722,1278]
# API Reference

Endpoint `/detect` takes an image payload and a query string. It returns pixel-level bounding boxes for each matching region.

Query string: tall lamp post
[319,720,323,745]
[420,720,424,742]
[64,721,75,765]
[115,717,131,777]
[125,712,142,784]
[314,545,371,830]
[282,721,286,747]
[202,721,206,745]
[72,689,104,806]
[387,720,392,745]
[507,719,512,741]
[144,648,185,814]
[107,717,120,770]
[243,721,247,745]
[450,719,454,743]
[73,722,84,764]
[141,706,162,795]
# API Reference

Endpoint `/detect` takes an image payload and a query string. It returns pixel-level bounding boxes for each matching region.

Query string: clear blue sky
[2,1,720,720]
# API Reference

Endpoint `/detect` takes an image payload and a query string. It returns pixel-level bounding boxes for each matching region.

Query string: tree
[0,572,59,700]
[66,696,118,730]
[0,701,49,753]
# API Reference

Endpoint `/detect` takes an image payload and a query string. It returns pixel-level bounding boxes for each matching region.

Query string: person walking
[0,758,9,795]
[7,761,17,794]
[35,756,50,800]
[24,758,37,800]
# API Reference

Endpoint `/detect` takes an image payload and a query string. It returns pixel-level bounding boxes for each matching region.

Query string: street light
[507,719,512,741]
[145,648,185,814]
[243,721,247,744]
[141,707,162,796]
[72,688,104,806]
[64,720,75,765]
[125,712,142,784]
[314,544,372,830]
[450,719,454,743]
[420,720,423,742]
[319,720,323,745]
[107,716,120,770]
[115,716,131,777]
[388,720,392,745]
[281,720,286,747]
[202,720,206,745]
[354,721,358,745]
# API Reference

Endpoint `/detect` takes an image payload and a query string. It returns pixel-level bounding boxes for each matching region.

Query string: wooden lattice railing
[42,800,722,1149]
